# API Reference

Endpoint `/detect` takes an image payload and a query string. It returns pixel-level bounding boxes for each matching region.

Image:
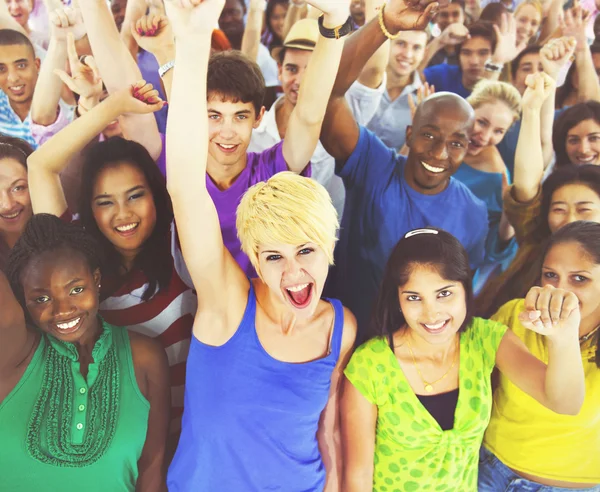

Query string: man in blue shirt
[321,2,488,332]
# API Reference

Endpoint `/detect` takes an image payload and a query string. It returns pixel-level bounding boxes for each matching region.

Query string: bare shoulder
[128,331,169,374]
[485,146,508,175]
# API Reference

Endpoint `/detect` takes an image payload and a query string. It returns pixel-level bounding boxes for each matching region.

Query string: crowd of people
[0,0,598,490]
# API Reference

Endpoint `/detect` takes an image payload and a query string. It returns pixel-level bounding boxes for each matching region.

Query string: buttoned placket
[69,359,100,445]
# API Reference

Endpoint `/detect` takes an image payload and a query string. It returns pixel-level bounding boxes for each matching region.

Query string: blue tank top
[167,284,345,492]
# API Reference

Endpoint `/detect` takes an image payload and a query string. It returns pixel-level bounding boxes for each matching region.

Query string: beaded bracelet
[378,4,400,40]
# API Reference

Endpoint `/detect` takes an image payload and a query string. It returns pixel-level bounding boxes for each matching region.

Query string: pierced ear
[93,268,102,290]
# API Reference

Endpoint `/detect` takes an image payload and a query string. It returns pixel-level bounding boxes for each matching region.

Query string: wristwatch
[484,58,503,73]
[159,60,175,78]
[317,15,353,39]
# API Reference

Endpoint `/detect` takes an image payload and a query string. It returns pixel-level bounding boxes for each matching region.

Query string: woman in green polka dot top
[340,228,586,491]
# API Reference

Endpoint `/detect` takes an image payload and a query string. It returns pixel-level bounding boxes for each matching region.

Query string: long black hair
[7,213,103,312]
[78,137,173,301]
[544,220,600,367]
[553,101,600,167]
[366,228,474,348]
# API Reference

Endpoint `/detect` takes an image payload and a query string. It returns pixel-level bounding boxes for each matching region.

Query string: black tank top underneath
[416,388,459,431]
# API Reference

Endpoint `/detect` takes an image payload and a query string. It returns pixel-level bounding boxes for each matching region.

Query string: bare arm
[120,0,148,60]
[28,83,165,217]
[538,0,563,43]
[356,0,388,88]
[317,309,357,492]
[340,376,377,491]
[78,0,162,159]
[130,333,170,492]
[417,23,469,74]
[241,0,266,62]
[512,73,555,203]
[283,0,350,173]
[165,0,248,320]
[495,285,585,415]
[0,271,30,379]
[283,0,308,38]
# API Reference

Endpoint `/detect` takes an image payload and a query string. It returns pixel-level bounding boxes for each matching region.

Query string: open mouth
[576,154,599,165]
[421,319,450,334]
[284,282,314,309]
[421,161,445,174]
[0,208,23,221]
[55,315,84,335]
[114,222,139,237]
[8,84,25,96]
[216,143,239,154]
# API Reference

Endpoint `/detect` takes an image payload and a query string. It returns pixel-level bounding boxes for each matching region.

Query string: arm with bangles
[27,82,165,218]
[78,0,162,159]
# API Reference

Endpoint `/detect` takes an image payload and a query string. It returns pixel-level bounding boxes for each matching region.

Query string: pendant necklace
[407,336,459,394]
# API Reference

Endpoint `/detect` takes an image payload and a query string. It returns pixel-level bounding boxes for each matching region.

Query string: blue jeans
[478,447,600,492]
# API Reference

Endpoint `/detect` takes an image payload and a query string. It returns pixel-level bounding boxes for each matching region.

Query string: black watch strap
[317,15,353,39]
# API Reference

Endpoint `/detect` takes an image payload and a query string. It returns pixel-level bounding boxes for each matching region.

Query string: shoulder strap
[328,298,345,361]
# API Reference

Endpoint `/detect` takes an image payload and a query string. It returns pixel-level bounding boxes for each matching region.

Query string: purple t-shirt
[208,142,310,277]
[158,137,311,278]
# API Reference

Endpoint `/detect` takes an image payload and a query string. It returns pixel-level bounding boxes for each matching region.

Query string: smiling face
[279,48,312,107]
[548,183,600,233]
[405,100,472,194]
[350,0,366,25]
[6,0,31,27]
[91,161,157,259]
[513,51,542,95]
[515,4,541,45]
[388,31,428,78]
[257,242,331,319]
[269,3,288,38]
[566,118,600,165]
[467,101,514,155]
[398,264,467,346]
[459,36,493,89]
[542,241,600,326]
[0,44,39,106]
[21,248,101,343]
[0,157,31,242]
[207,95,264,169]
[219,0,246,39]
[435,2,465,32]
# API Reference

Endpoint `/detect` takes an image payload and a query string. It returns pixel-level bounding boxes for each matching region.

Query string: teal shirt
[0,322,149,491]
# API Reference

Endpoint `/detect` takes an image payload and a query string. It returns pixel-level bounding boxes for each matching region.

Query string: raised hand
[560,5,592,51]
[492,13,527,65]
[383,0,443,33]
[540,36,577,80]
[407,82,435,119]
[164,0,226,40]
[519,285,580,343]
[54,33,102,101]
[49,6,87,41]
[438,22,470,47]
[304,0,351,24]
[111,80,167,115]
[521,71,555,111]
[131,13,175,55]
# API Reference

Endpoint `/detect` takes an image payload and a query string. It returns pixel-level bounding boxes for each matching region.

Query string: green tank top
[0,321,150,491]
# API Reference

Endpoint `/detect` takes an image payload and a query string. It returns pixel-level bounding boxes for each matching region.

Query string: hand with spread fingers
[53,33,103,103]
[540,36,577,79]
[560,4,591,52]
[407,82,435,119]
[131,13,174,55]
[519,285,581,342]
[491,13,527,65]
[49,6,87,41]
[112,80,167,115]
[165,0,226,40]
[520,71,555,111]
[383,0,444,34]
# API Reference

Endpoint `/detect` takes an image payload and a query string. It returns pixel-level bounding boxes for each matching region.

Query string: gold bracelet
[378,4,400,40]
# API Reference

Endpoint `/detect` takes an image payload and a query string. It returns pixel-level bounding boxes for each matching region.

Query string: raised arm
[512,72,555,203]
[283,0,308,38]
[282,0,351,172]
[539,36,576,168]
[28,82,164,217]
[320,0,438,162]
[417,22,469,73]
[31,10,87,126]
[356,0,389,89]
[131,14,176,100]
[240,0,266,62]
[165,0,248,318]
[487,13,527,82]
[78,0,162,159]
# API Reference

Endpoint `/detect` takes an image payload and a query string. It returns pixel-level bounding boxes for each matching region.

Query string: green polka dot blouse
[344,317,507,492]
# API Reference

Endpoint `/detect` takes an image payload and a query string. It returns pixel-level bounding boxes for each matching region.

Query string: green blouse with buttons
[344,317,507,492]
[0,321,150,492]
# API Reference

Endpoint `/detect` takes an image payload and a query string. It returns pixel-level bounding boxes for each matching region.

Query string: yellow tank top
[484,299,600,484]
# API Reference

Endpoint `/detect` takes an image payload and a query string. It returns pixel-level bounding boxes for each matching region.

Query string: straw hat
[271,19,319,62]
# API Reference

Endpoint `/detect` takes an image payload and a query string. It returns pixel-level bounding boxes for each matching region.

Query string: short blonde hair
[514,0,543,20]
[467,79,522,124]
[236,172,339,275]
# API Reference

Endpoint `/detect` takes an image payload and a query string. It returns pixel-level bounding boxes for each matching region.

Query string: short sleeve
[337,125,397,190]
[251,141,311,181]
[345,73,387,127]
[344,339,387,406]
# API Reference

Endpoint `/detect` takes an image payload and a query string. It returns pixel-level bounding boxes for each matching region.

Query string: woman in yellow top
[480,220,600,491]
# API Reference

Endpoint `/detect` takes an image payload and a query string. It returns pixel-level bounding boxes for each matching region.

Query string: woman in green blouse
[0,214,170,491]
[341,228,586,491]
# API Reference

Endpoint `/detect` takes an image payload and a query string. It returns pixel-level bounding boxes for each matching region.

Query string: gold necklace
[407,337,459,394]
